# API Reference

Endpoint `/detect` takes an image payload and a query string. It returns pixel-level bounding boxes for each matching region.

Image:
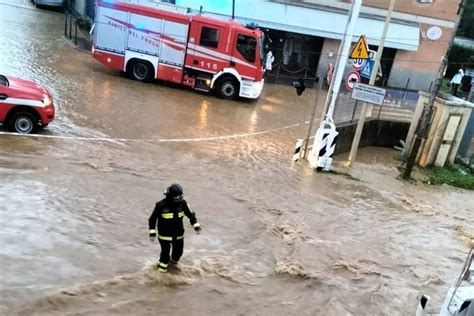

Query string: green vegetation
[440,77,451,94]
[425,163,474,190]
[446,45,474,79]
[458,0,474,39]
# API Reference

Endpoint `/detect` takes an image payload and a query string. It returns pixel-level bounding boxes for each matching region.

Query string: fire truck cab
[93,1,265,100]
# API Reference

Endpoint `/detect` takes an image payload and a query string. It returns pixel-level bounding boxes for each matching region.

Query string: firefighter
[148,183,201,273]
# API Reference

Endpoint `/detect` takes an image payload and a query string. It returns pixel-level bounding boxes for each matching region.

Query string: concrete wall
[334,119,410,154]
[282,0,459,90]
[319,25,452,91]
[388,25,452,90]
[457,110,474,158]
[317,39,340,77]
[405,92,474,167]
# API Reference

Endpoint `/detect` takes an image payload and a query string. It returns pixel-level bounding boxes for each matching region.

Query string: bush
[427,165,474,190]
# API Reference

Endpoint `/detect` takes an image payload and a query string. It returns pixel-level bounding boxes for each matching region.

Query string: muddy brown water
[1,1,473,315]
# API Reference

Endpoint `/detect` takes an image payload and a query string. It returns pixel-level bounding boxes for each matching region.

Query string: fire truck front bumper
[239,79,264,99]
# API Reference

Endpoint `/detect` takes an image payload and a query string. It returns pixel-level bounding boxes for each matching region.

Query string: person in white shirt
[450,66,464,97]
[265,45,274,78]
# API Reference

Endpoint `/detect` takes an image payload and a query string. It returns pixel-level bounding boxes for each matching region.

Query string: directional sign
[351,83,386,105]
[345,71,361,92]
[350,36,369,60]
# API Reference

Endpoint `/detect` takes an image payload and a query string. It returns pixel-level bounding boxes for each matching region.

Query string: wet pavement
[1,1,474,315]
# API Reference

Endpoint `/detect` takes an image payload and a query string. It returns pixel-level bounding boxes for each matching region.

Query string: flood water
[1,1,473,315]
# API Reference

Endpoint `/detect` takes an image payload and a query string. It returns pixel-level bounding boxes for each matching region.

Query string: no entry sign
[345,71,361,92]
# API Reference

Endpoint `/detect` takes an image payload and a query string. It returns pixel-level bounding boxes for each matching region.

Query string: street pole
[302,77,323,159]
[307,0,362,170]
[347,0,396,167]
[232,0,235,19]
[324,0,362,120]
[402,0,467,179]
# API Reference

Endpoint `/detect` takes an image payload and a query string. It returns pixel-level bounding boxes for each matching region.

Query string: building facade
[173,0,461,91]
[80,0,462,91]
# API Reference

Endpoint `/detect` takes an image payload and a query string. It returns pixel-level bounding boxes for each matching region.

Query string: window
[237,34,257,63]
[200,27,219,48]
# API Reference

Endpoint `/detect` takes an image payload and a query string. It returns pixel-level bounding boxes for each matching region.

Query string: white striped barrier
[307,121,339,171]
[293,138,304,162]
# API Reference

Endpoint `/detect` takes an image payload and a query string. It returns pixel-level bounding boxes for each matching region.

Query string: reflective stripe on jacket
[148,198,198,238]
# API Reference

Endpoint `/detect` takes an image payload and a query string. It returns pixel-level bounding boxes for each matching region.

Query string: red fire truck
[92,0,265,100]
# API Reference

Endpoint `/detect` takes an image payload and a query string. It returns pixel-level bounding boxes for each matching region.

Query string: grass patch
[425,164,474,190]
[393,152,404,162]
[440,77,451,94]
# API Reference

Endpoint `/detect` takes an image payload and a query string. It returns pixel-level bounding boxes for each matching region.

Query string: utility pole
[307,0,363,171]
[232,0,235,19]
[403,0,467,179]
[347,0,396,167]
[323,0,362,121]
[302,77,323,159]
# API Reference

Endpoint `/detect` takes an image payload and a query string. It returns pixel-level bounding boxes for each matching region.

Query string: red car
[0,75,55,134]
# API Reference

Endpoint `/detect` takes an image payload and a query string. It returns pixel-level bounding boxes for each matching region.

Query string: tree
[458,0,474,39]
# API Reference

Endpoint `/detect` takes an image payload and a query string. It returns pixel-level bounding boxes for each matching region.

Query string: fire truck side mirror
[292,78,306,96]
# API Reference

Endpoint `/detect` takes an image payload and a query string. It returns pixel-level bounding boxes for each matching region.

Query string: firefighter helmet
[165,183,183,202]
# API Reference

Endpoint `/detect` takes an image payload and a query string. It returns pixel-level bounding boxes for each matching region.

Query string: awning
[176,0,420,51]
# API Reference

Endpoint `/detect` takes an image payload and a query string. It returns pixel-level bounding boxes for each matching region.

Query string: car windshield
[0,75,9,87]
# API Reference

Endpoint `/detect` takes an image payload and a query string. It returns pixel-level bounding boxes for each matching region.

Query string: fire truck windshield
[237,34,257,63]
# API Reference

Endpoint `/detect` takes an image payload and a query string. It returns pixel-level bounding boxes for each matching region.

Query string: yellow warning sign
[350,36,369,59]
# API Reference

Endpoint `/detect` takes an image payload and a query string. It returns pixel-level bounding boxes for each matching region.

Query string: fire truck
[92,0,265,100]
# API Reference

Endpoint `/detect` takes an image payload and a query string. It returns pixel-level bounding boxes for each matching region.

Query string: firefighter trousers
[158,238,184,271]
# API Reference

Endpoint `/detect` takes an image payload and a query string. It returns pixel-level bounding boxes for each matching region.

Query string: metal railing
[64,13,94,53]
[64,13,79,46]
[331,85,419,125]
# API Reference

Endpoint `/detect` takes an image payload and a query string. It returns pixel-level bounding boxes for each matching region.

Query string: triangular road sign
[350,36,369,59]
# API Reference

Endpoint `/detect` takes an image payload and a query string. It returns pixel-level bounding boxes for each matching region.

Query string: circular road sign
[352,58,367,70]
[345,71,361,92]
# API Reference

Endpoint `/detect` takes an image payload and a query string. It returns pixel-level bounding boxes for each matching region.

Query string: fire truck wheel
[8,111,39,134]
[218,78,239,100]
[128,60,153,82]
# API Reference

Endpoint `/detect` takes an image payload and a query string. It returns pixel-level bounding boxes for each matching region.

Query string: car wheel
[218,78,239,100]
[129,60,152,82]
[8,112,38,134]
